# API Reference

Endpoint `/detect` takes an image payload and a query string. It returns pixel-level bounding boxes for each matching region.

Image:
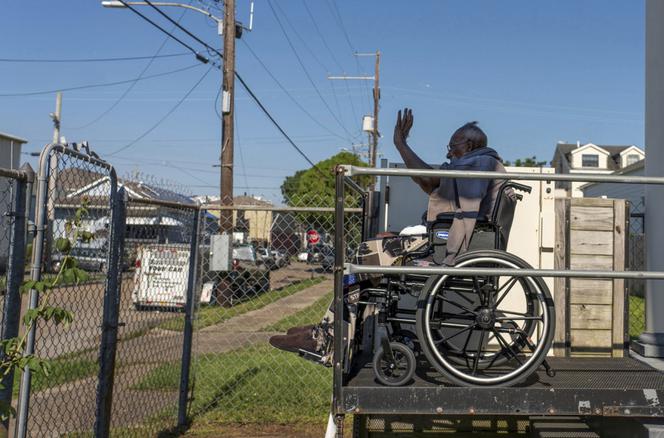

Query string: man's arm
[393,108,440,194]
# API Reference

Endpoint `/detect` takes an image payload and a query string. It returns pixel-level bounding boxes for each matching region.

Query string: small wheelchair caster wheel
[373,342,416,387]
[546,368,556,378]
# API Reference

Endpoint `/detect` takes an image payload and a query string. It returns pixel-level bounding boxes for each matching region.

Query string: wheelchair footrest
[298,349,332,367]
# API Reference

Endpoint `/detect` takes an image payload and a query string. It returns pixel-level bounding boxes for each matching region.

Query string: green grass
[630,294,645,339]
[11,354,98,397]
[264,291,332,332]
[158,277,325,332]
[133,344,331,425]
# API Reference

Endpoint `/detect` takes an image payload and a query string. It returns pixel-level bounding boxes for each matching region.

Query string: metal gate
[13,144,121,437]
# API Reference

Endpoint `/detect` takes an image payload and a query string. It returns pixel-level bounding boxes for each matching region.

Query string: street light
[101,1,253,32]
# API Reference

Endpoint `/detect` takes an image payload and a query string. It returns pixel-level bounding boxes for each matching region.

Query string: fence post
[0,165,32,436]
[94,187,127,438]
[15,146,56,438]
[178,208,201,428]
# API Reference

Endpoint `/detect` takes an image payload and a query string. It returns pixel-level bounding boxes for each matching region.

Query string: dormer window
[626,154,641,166]
[582,154,599,168]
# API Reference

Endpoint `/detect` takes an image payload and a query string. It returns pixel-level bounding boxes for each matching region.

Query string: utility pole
[328,51,381,169]
[51,92,62,144]
[45,92,62,272]
[370,51,380,169]
[219,0,236,232]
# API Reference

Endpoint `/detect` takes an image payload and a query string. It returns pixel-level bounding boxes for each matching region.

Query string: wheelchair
[341,181,556,388]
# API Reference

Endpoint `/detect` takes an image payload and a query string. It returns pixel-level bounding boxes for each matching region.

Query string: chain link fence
[170,190,364,429]
[629,198,646,339]
[0,166,31,436]
[0,175,15,329]
[18,148,116,437]
[105,191,199,436]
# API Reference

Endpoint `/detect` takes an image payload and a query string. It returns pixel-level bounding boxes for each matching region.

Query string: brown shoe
[269,331,317,354]
[286,324,315,336]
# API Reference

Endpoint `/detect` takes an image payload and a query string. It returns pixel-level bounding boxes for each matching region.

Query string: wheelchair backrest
[428,181,531,263]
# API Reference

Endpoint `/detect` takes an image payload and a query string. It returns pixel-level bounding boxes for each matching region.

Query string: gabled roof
[553,143,640,171]
[58,170,194,206]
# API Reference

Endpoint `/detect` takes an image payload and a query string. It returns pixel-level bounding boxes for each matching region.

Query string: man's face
[446,134,470,160]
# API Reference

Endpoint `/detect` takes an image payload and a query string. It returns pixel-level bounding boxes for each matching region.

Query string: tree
[280,152,371,241]
[281,151,371,207]
[504,156,548,167]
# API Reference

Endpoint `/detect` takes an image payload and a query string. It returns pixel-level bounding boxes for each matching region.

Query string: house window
[626,154,641,166]
[581,154,599,168]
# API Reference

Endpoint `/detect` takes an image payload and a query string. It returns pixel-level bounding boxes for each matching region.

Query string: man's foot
[286,324,315,336]
[269,331,317,354]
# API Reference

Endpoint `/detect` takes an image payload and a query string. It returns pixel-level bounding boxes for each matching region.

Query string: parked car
[270,249,290,268]
[256,247,277,270]
[51,244,107,273]
[229,245,271,297]
[320,246,333,272]
[321,246,355,272]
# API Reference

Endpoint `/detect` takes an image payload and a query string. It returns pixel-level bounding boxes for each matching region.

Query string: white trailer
[131,244,191,310]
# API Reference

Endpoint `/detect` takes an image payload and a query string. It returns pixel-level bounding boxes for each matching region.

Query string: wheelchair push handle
[504,181,532,194]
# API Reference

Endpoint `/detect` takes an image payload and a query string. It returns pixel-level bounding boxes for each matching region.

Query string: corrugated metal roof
[0,132,28,143]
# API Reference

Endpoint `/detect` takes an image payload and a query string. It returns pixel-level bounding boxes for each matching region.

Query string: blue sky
[0,1,645,202]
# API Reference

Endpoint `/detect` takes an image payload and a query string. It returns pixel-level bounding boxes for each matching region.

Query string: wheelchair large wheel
[415,250,554,387]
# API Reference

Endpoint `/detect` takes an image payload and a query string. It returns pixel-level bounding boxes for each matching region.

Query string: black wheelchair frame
[337,180,556,388]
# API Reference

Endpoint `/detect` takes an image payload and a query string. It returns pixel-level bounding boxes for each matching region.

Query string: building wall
[569,145,610,169]
[0,137,23,170]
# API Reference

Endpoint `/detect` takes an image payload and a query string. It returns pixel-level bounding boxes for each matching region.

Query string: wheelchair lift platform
[343,355,664,418]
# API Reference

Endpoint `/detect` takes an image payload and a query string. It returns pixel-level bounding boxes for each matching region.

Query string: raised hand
[393,107,414,148]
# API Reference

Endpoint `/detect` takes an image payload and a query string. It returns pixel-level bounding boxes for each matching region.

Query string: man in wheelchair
[269,109,555,387]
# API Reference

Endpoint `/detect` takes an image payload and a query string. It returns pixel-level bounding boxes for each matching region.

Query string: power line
[0,64,203,97]
[143,0,220,57]
[117,0,331,180]
[107,65,213,156]
[115,0,211,62]
[302,0,360,130]
[240,39,347,141]
[70,7,192,130]
[267,0,356,142]
[0,52,190,63]
[325,0,372,108]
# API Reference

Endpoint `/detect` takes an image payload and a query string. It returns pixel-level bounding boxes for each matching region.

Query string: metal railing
[332,164,664,421]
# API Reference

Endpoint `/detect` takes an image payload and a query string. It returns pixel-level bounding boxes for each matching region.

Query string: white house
[551,142,645,197]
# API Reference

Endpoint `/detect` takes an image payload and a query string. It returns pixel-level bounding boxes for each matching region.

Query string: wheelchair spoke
[430,320,474,329]
[433,324,475,345]
[472,329,487,375]
[499,310,536,318]
[492,329,524,366]
[496,316,542,322]
[436,297,478,316]
[494,277,519,308]
[472,276,484,305]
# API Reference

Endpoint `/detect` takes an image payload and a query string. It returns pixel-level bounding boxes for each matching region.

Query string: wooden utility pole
[219,0,236,231]
[370,51,380,169]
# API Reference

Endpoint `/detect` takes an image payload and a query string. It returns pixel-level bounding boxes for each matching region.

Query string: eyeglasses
[446,140,467,151]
